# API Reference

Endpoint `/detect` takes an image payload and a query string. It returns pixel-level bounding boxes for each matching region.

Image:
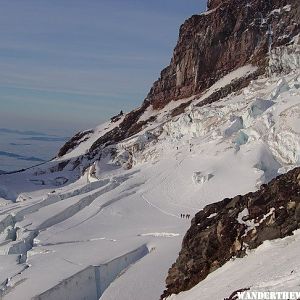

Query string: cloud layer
[0,0,205,134]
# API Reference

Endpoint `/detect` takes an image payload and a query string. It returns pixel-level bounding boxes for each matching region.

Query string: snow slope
[167,229,300,300]
[0,66,299,300]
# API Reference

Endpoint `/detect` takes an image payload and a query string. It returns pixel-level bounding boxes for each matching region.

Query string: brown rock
[161,167,300,299]
[148,0,300,110]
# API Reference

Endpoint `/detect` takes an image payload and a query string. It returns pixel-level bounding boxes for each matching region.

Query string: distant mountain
[21,137,69,142]
[0,151,45,162]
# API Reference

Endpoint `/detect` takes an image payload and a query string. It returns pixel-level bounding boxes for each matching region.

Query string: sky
[0,0,206,136]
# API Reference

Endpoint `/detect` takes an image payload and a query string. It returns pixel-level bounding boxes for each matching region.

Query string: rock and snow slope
[167,229,300,300]
[0,65,299,299]
[0,0,299,299]
[162,166,300,299]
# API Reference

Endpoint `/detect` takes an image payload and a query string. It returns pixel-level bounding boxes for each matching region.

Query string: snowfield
[0,64,299,300]
[167,229,300,300]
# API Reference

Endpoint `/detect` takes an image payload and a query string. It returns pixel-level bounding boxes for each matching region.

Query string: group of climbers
[180,213,191,219]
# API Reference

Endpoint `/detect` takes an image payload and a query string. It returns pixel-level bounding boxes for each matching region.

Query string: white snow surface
[167,229,300,300]
[0,66,299,300]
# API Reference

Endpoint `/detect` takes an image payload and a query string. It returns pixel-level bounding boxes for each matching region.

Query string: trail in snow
[139,233,180,238]
[37,237,117,247]
[141,194,180,219]
[56,190,138,233]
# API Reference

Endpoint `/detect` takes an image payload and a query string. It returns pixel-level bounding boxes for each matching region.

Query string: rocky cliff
[58,0,299,159]
[161,167,300,299]
[147,0,299,109]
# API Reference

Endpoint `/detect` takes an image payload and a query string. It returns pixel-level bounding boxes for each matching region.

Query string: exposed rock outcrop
[207,0,222,10]
[89,101,151,154]
[161,167,300,299]
[148,0,300,110]
[57,101,151,158]
[57,0,299,164]
[58,130,93,157]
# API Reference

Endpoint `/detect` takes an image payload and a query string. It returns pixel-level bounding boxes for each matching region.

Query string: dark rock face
[161,167,300,299]
[89,101,151,154]
[110,111,124,123]
[56,100,152,160]
[86,0,299,156]
[58,130,93,157]
[148,0,300,110]
[58,0,299,160]
[207,0,223,10]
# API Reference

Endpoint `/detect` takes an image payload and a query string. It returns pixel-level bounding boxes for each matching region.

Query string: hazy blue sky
[0,0,206,135]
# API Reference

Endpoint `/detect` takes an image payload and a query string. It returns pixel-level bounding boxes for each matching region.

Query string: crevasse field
[0,61,299,299]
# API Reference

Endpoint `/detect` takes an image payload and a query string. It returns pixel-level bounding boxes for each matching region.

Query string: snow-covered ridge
[0,54,299,300]
[53,59,297,175]
[131,72,300,174]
